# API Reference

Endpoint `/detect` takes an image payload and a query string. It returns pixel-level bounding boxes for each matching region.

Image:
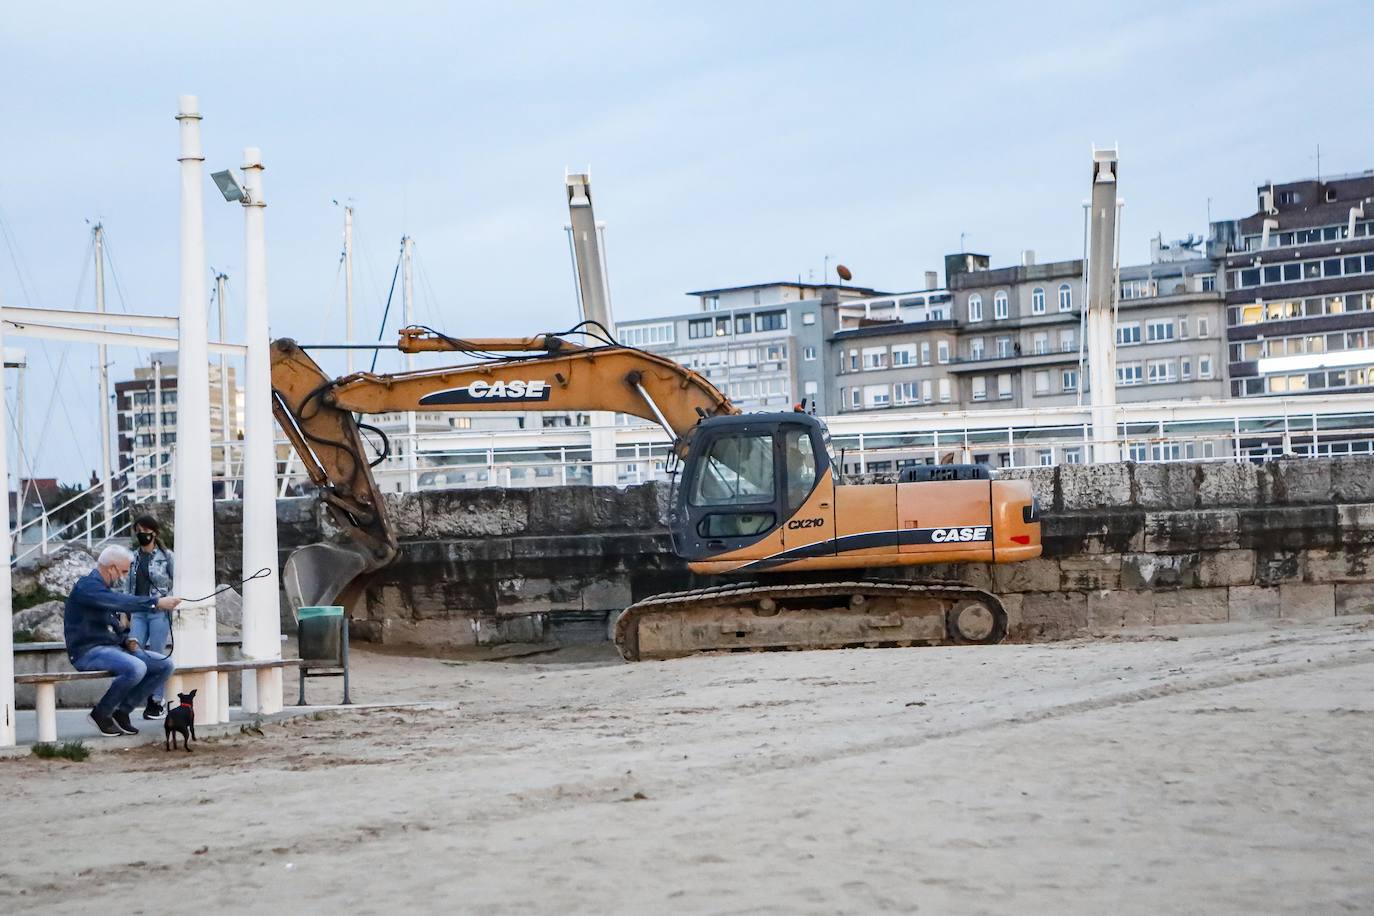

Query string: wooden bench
[16,658,303,743]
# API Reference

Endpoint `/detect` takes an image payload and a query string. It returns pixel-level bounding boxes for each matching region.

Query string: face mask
[137,532,155,546]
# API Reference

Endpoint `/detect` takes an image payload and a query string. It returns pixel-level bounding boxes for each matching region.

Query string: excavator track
[613,580,1008,661]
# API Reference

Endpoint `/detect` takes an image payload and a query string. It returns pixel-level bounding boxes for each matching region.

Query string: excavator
[270,323,1042,661]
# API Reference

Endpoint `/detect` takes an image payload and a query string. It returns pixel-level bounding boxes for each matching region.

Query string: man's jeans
[128,611,172,701]
[73,645,175,718]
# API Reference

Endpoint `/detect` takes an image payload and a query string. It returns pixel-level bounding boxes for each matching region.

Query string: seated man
[63,545,182,737]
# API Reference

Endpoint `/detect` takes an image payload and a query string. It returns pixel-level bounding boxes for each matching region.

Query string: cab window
[689,432,775,507]
[782,427,817,510]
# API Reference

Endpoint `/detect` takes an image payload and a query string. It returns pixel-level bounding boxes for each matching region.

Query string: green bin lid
[298,605,344,620]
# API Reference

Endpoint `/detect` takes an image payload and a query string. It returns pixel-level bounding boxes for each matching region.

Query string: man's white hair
[97,544,135,567]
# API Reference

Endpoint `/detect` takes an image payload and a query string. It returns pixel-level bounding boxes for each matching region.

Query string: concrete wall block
[1197,462,1259,507]
[1059,464,1134,511]
[419,488,531,538]
[999,592,1025,638]
[1014,592,1088,641]
[580,577,634,612]
[1121,553,1199,590]
[1237,506,1338,550]
[1334,583,1374,616]
[1229,585,1281,621]
[1150,588,1230,625]
[992,557,1062,593]
[1059,555,1123,592]
[1198,550,1257,588]
[1041,512,1145,557]
[1335,504,1374,543]
[1130,463,1198,510]
[1254,550,1305,586]
[1330,458,1374,502]
[1142,510,1239,552]
[1278,583,1334,620]
[1302,548,1374,584]
[1264,460,1332,505]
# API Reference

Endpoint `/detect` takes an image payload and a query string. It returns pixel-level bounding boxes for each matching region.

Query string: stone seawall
[205,457,1374,649]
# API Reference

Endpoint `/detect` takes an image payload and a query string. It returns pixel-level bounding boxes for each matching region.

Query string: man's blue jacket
[63,569,159,663]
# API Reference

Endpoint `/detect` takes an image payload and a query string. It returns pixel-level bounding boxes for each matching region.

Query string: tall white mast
[93,224,114,537]
[565,172,617,486]
[401,235,417,491]
[344,205,355,375]
[1085,148,1121,463]
[215,271,231,491]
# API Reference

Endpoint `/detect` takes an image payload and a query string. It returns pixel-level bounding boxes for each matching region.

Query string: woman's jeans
[128,610,172,701]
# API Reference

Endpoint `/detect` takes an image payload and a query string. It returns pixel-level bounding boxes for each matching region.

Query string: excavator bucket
[282,541,375,618]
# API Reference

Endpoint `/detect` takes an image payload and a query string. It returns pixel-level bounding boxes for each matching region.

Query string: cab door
[678,421,788,562]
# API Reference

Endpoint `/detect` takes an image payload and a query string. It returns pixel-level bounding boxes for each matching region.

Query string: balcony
[947,350,1080,374]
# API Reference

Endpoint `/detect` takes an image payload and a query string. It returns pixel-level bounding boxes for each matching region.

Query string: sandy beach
[4,616,1372,915]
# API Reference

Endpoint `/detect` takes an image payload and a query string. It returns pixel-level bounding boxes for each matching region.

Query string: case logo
[928,526,989,543]
[419,379,553,405]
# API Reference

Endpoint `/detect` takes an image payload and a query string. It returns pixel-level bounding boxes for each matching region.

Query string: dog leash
[163,568,274,657]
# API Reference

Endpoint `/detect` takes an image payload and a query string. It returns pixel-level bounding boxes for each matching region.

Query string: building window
[968,294,983,322]
[938,379,951,403]
[1117,362,1143,386]
[865,384,890,408]
[715,317,731,337]
[1181,357,1192,380]
[1203,441,1216,459]
[1200,275,1216,292]
[993,290,1009,320]
[1116,322,1141,345]
[688,318,713,339]
[891,345,914,366]
[1060,329,1076,352]
[1032,332,1048,355]
[971,377,987,401]
[997,337,1013,358]
[1120,279,1155,300]
[937,340,950,364]
[704,295,720,311]
[1064,447,1083,464]
[1146,319,1176,343]
[1034,370,1050,395]
[862,348,885,370]
[849,388,861,409]
[619,322,675,347]
[1178,316,1189,338]
[921,379,933,403]
[735,314,752,334]
[1147,359,1176,384]
[970,337,985,360]
[1038,449,1054,467]
[1199,355,1213,379]
[1198,316,1210,338]
[1058,283,1073,312]
[803,345,817,361]
[753,290,762,305]
[1061,369,1078,392]
[998,373,1012,399]
[755,310,787,331]
[920,341,931,365]
[802,312,816,325]
[1031,287,1046,315]
[849,350,859,372]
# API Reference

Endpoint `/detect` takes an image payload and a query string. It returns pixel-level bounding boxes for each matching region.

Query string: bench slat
[16,658,303,684]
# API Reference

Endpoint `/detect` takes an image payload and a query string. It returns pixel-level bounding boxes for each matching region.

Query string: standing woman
[126,514,175,719]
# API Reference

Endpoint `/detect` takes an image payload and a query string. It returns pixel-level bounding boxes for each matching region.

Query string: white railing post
[0,269,15,745]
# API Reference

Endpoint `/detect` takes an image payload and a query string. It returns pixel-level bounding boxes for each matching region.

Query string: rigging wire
[368,243,404,374]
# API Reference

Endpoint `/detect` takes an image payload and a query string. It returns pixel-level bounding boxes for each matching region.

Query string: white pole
[344,206,354,376]
[172,94,219,723]
[94,225,114,538]
[402,235,417,491]
[0,285,15,746]
[152,359,163,500]
[216,272,231,495]
[239,147,283,715]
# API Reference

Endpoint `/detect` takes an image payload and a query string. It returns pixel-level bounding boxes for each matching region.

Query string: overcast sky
[1,0,1370,483]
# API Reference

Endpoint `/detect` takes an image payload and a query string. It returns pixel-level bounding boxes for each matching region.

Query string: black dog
[165,690,197,752]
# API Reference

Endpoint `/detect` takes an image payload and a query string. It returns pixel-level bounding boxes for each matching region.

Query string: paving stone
[1334,583,1374,617]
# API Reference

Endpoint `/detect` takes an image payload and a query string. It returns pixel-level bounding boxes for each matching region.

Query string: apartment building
[617,281,877,415]
[832,289,959,410]
[1217,171,1374,398]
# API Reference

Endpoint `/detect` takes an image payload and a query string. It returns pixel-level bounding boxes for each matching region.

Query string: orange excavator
[271,323,1041,660]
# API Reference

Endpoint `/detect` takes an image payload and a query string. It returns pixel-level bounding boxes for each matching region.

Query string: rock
[13,599,65,642]
[33,545,98,595]
[215,587,243,636]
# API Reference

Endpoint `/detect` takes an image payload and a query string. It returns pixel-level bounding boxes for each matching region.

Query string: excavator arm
[270,329,737,608]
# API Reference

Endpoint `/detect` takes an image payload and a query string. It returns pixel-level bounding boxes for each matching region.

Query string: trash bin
[298,605,344,663]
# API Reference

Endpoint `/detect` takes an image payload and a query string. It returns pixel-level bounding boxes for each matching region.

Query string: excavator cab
[671,412,833,563]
